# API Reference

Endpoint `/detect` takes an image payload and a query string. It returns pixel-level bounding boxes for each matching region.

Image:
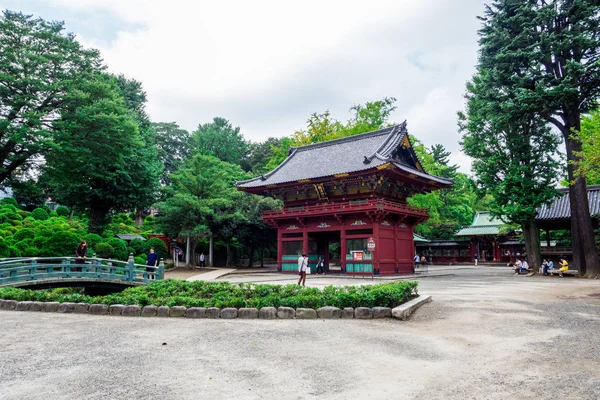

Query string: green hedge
[0,280,418,309]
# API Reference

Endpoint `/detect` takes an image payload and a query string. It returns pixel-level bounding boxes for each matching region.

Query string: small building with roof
[236,122,453,275]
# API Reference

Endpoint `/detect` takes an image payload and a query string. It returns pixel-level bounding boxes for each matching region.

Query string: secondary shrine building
[236,122,452,275]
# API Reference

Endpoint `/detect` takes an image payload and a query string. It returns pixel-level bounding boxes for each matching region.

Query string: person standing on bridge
[74,241,87,271]
[146,247,159,280]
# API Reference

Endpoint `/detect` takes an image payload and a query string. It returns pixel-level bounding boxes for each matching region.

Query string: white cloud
[16,0,485,173]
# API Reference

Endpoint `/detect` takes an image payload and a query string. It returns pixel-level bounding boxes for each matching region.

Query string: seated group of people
[510,258,569,277]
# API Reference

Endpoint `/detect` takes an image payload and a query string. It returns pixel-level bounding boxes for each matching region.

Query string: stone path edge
[391,295,432,320]
[0,297,431,320]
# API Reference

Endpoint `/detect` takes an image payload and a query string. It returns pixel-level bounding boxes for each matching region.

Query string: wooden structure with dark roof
[237,122,453,275]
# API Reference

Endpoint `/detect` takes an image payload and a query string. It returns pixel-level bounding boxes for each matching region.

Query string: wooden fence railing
[0,254,164,286]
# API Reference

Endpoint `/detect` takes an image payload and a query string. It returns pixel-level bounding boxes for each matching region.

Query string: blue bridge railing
[0,254,164,287]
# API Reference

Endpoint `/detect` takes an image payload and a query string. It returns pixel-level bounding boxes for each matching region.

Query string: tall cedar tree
[44,74,140,232]
[459,70,562,270]
[0,11,102,185]
[477,0,600,277]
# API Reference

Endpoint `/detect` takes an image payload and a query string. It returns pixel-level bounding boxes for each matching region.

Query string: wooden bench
[547,269,579,276]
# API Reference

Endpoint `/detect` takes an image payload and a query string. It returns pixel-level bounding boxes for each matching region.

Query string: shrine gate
[236,122,452,275]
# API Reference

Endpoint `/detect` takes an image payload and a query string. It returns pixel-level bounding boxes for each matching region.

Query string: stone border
[391,295,432,320]
[0,296,431,320]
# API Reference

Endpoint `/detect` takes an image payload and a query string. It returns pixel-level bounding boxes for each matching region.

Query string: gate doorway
[308,231,342,273]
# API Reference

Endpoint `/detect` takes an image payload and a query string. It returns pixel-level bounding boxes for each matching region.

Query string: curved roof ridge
[358,122,407,164]
[290,125,395,153]
[236,147,298,185]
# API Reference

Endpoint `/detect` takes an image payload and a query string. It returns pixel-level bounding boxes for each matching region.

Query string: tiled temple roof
[455,211,503,237]
[536,185,600,220]
[236,122,453,189]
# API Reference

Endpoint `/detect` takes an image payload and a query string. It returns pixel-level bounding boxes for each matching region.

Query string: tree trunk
[185,235,191,267]
[260,247,264,267]
[135,208,144,227]
[226,242,230,267]
[563,115,599,278]
[68,208,74,221]
[89,198,110,234]
[522,218,541,274]
[247,241,255,268]
[209,234,214,267]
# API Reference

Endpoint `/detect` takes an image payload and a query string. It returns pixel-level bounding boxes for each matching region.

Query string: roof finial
[363,156,371,164]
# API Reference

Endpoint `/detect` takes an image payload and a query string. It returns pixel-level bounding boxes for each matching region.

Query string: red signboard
[352,251,364,261]
[367,237,376,250]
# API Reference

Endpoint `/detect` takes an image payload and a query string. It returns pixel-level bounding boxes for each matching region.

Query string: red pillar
[302,229,309,256]
[340,223,346,272]
[373,221,379,275]
[394,221,398,273]
[277,228,283,271]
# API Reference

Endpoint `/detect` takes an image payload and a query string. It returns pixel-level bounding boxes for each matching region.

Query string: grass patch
[0,280,418,309]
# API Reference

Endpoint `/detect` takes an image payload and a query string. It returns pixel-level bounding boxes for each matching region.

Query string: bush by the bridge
[0,280,419,309]
[144,238,168,260]
[94,243,115,259]
[30,208,49,221]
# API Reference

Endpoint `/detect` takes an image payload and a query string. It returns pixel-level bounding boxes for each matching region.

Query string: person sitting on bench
[520,259,531,274]
[558,258,568,277]
[543,259,554,275]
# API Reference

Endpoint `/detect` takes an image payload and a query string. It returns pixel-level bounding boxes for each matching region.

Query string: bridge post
[64,259,71,278]
[29,259,36,281]
[127,253,135,282]
[158,258,165,280]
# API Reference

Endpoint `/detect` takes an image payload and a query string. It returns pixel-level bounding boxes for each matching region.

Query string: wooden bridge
[0,255,164,294]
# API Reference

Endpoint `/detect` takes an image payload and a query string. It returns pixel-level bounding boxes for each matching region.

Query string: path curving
[185,268,237,282]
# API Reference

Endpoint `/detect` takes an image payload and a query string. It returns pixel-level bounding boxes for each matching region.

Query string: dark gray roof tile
[536,185,600,220]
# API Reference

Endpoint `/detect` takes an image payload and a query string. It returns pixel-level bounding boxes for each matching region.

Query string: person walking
[74,241,87,272]
[199,253,206,268]
[474,253,478,266]
[413,254,420,272]
[146,247,159,280]
[297,253,308,286]
[316,256,325,275]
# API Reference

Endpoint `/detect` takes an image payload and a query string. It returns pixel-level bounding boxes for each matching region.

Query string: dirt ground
[1,267,599,399]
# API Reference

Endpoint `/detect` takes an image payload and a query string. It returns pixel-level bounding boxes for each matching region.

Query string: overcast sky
[3,0,486,172]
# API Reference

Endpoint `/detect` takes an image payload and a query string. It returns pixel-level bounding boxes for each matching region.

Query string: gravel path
[1,268,599,399]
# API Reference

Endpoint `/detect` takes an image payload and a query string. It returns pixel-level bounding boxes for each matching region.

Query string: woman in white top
[297,253,308,286]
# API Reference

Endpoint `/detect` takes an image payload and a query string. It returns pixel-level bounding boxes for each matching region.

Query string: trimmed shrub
[0,241,9,258]
[55,206,70,217]
[83,233,103,249]
[94,243,115,259]
[9,246,22,257]
[14,239,32,253]
[101,229,115,239]
[0,197,18,207]
[134,255,147,265]
[144,238,168,260]
[14,228,35,241]
[0,281,419,309]
[34,231,81,257]
[129,238,146,255]
[105,238,129,261]
[31,208,49,221]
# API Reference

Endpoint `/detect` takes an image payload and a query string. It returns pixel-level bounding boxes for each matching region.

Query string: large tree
[459,70,563,270]
[157,154,253,266]
[43,74,141,232]
[477,0,600,277]
[191,117,247,167]
[575,109,600,185]
[0,11,102,185]
[152,122,191,185]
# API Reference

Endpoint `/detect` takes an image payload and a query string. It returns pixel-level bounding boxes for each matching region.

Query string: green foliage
[144,238,167,260]
[129,238,146,256]
[152,122,192,185]
[0,197,18,207]
[574,109,600,185]
[0,11,102,185]
[191,117,247,167]
[94,242,115,259]
[0,280,418,309]
[13,228,34,241]
[32,230,81,257]
[105,238,129,261]
[134,255,147,265]
[83,233,103,249]
[0,240,9,257]
[31,208,49,221]
[7,180,46,210]
[55,206,70,217]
